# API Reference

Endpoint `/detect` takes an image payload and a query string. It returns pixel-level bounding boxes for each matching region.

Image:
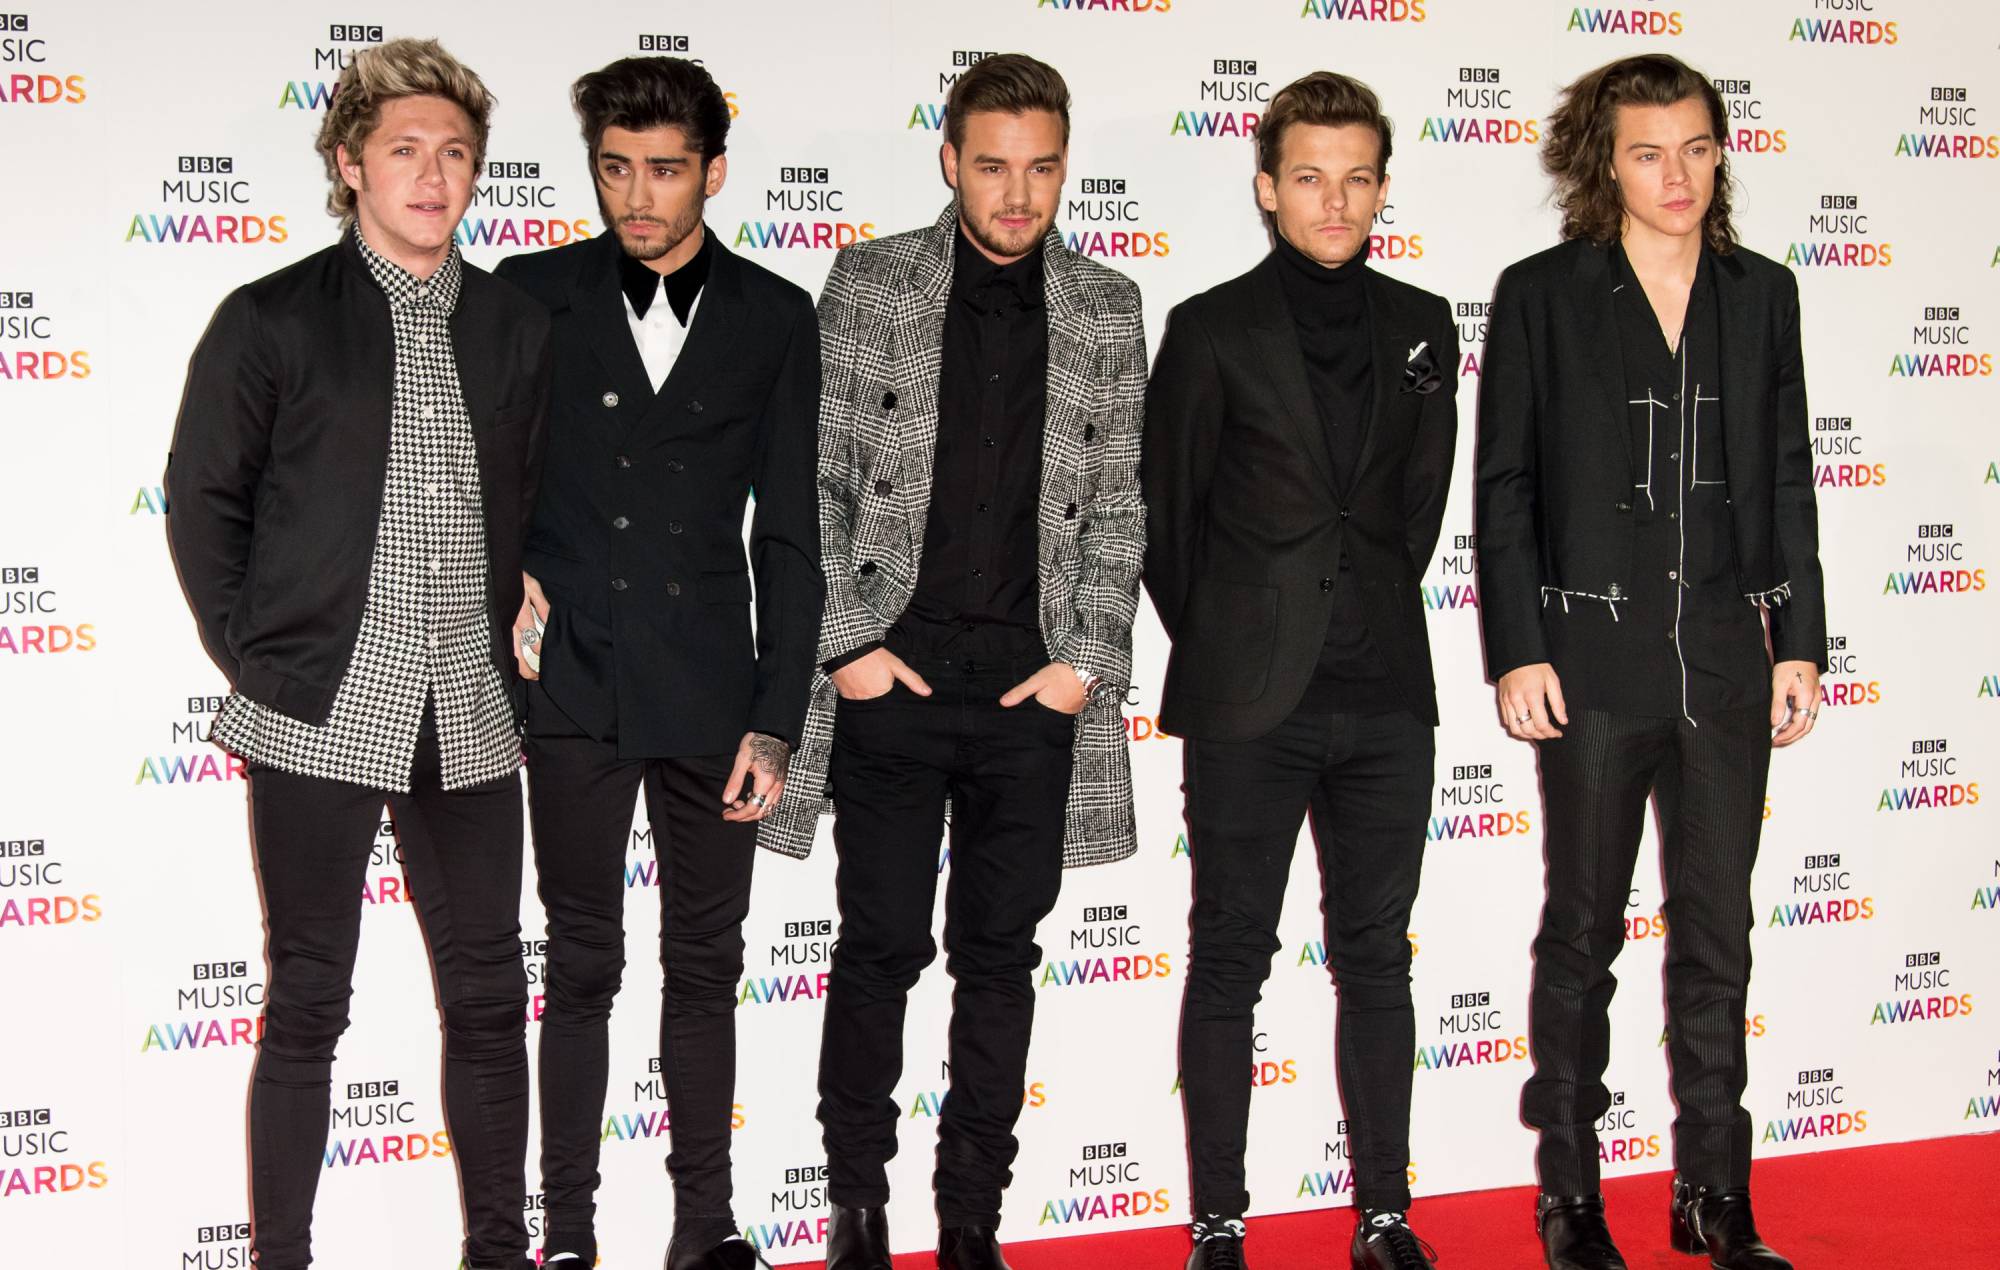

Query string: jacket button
[1339,507,1351,519]
[1320,578,1334,592]
[858,561,877,575]
[882,391,897,410]
[687,400,703,414]
[615,454,632,468]
[611,578,628,591]
[1065,502,1078,519]
[874,479,893,496]
[611,516,630,530]
[601,391,619,408]
[1615,501,1632,512]
[666,582,682,597]
[667,459,685,473]
[668,521,683,534]
[1083,423,1096,441]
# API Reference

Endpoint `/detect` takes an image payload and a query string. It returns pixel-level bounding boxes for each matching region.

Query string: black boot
[824,1204,891,1270]
[1350,1210,1437,1269]
[1670,1180,1792,1269]
[1538,1194,1627,1270]
[1185,1216,1248,1269]
[937,1225,1010,1270]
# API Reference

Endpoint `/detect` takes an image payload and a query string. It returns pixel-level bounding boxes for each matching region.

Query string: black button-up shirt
[889,226,1050,659]
[1547,245,1766,719]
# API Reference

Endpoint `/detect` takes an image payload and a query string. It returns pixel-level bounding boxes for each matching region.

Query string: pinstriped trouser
[1523,704,1771,1195]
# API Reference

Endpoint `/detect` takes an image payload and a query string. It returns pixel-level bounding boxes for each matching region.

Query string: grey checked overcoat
[757,201,1147,867]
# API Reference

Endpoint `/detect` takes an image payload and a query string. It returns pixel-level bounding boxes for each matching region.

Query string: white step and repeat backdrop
[3,1,1996,1265]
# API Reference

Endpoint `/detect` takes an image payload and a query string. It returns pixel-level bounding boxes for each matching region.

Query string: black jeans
[246,711,530,1270]
[1525,705,1771,1195]
[524,683,756,1255]
[818,652,1074,1228]
[1180,708,1434,1218]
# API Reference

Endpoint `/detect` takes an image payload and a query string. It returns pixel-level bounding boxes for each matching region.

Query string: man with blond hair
[167,37,550,1270]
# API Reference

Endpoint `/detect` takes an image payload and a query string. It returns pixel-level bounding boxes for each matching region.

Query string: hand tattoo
[748,732,792,780]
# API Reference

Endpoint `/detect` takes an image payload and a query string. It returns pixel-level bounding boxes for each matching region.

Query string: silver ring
[1516,713,1532,724]
[749,793,768,808]
[518,627,540,649]
[1804,709,1819,720]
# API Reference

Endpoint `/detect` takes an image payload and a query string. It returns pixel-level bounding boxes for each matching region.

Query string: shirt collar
[352,226,463,314]
[951,222,1044,311]
[619,226,712,326]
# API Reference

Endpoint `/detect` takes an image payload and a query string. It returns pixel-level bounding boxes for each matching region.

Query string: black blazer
[165,236,552,725]
[495,231,823,756]
[1474,238,1826,680]
[1143,254,1459,741]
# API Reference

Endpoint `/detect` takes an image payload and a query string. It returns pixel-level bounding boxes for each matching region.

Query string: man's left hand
[722,732,791,821]
[1770,659,1821,748]
[1000,662,1088,716]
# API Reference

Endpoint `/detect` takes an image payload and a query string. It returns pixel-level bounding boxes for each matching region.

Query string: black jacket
[1474,237,1826,680]
[1143,254,1459,741]
[165,236,552,725]
[495,231,823,756]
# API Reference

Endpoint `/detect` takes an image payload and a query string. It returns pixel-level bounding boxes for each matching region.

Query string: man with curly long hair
[1475,53,1824,1270]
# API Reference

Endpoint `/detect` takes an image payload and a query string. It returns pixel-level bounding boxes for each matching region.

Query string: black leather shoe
[1185,1219,1249,1269]
[1538,1194,1628,1270]
[825,1204,892,1270]
[1670,1180,1792,1269]
[1350,1210,1437,1270]
[937,1225,1011,1270]
[664,1232,770,1270]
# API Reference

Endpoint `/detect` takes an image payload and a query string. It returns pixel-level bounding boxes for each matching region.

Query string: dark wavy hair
[1258,71,1393,179]
[944,53,1071,150]
[1542,53,1736,252]
[571,56,730,167]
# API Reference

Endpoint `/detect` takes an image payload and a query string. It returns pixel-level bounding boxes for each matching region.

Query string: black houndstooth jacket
[758,202,1147,867]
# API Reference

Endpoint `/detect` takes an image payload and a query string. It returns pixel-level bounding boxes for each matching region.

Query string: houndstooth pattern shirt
[211,232,520,792]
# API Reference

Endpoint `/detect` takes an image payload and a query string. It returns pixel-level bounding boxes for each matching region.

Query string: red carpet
[784,1134,1999,1268]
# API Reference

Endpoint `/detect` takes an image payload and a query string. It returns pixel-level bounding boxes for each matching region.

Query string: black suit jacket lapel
[1354,269,1416,483]
[1248,257,1340,495]
[630,234,748,448]
[1566,240,1633,474]
[1711,250,1765,509]
[569,233,654,431]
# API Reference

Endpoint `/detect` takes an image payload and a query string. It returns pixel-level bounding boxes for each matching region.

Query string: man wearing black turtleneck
[1143,72,1458,1270]
[494,57,821,1270]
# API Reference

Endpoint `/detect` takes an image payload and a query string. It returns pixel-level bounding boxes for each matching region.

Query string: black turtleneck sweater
[1274,233,1404,717]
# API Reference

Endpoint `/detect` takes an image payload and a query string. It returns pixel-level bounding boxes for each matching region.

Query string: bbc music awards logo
[0,838,101,930]
[1975,858,2000,915]
[1427,759,1532,843]
[744,1162,831,1254]
[1065,175,1170,262]
[0,564,95,656]
[1868,949,1972,1026]
[277,23,378,111]
[733,166,874,253]
[1813,414,1886,489]
[0,1105,109,1198]
[601,1054,747,1150]
[1762,1066,1868,1146]
[1038,901,1172,989]
[126,154,289,246]
[1883,521,1985,597]
[1295,1121,1419,1202]
[1766,850,1875,929]
[1453,302,1489,379]
[1565,1,1681,36]
[455,158,593,252]
[0,290,89,383]
[635,33,739,120]
[1787,3,1897,45]
[1413,987,1527,1073]
[1594,1091,1665,1169]
[1894,83,1994,159]
[323,1077,453,1169]
[179,1220,251,1269]
[1879,736,1979,813]
[1415,68,1537,148]
[139,958,265,1054]
[1422,532,1478,614]
[135,693,244,786]
[1037,1138,1170,1230]
[738,916,832,1005]
[1169,57,1263,140]
[0,13,85,105]
[1959,1048,1999,1123]
[1817,635,1882,710]
[907,1062,1047,1124]
[1298,0,1423,23]
[1715,76,1787,157]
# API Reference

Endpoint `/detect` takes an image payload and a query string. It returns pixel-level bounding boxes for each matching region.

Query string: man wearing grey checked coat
[756,54,1144,1270]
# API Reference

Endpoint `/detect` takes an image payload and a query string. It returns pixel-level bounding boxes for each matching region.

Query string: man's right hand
[1497,662,1568,741]
[830,646,932,702]
[514,572,550,680]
